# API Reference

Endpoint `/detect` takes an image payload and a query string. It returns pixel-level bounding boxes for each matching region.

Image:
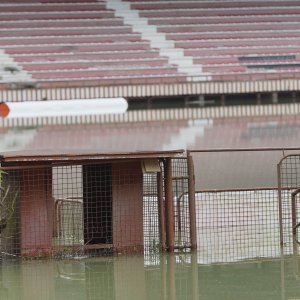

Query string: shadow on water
[1,253,300,300]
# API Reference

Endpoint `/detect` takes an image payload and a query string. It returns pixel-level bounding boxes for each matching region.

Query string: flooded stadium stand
[1,0,300,99]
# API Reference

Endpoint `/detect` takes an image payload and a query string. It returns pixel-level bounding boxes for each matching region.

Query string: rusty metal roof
[0,149,184,165]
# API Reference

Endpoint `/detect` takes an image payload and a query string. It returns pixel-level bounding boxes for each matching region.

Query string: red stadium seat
[1,0,300,85]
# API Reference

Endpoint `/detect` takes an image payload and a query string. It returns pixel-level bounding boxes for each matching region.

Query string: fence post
[165,158,175,253]
[277,163,284,248]
[157,171,166,251]
[187,151,197,250]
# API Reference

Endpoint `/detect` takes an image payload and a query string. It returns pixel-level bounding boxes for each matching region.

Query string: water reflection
[1,254,300,300]
[1,115,300,154]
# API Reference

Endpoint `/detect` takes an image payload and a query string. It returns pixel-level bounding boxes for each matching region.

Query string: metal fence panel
[190,148,300,263]
[278,154,300,254]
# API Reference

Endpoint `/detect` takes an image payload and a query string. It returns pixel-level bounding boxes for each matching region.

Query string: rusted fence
[1,148,300,261]
[278,154,300,254]
[188,147,300,263]
[0,150,197,258]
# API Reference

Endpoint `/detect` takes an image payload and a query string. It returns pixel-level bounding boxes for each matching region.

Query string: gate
[292,189,300,247]
[189,148,300,264]
[278,154,300,254]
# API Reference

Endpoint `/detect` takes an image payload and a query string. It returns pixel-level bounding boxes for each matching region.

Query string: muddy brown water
[1,115,300,299]
[0,254,300,300]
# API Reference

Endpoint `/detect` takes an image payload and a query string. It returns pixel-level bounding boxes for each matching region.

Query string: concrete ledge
[1,78,300,100]
[1,103,299,128]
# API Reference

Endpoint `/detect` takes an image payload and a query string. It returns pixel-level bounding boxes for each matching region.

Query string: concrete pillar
[20,167,53,256]
[272,92,278,104]
[292,92,298,103]
[112,161,143,253]
[197,95,205,107]
[220,94,226,106]
[256,93,261,105]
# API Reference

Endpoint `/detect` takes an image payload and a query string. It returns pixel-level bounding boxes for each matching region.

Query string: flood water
[1,253,300,300]
[1,113,300,299]
[1,114,299,154]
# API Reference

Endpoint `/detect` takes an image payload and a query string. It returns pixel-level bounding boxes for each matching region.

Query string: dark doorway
[83,164,113,244]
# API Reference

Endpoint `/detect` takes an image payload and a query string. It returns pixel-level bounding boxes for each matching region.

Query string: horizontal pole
[188,147,300,154]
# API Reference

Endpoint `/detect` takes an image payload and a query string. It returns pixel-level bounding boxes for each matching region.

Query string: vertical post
[187,152,197,250]
[272,92,278,104]
[292,190,297,255]
[277,163,284,248]
[292,191,297,237]
[157,171,166,251]
[292,189,300,255]
[220,94,226,106]
[292,91,296,103]
[256,93,261,105]
[165,158,175,253]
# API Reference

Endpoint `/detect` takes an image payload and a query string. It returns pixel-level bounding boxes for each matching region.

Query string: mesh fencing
[191,149,300,263]
[0,162,145,257]
[0,157,192,258]
[143,172,160,253]
[196,189,281,264]
[172,158,190,250]
[278,154,300,254]
[2,149,300,262]
[143,158,191,253]
[294,192,300,246]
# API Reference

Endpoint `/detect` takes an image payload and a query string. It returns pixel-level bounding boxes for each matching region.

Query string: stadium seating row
[0,0,300,85]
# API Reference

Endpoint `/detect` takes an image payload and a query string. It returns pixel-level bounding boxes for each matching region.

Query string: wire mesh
[196,189,281,264]
[171,158,190,250]
[279,155,300,189]
[52,165,84,255]
[0,160,152,258]
[3,148,295,261]
[143,172,160,253]
[295,193,300,248]
[190,149,300,263]
[278,154,300,254]
[142,158,192,254]
[0,155,194,258]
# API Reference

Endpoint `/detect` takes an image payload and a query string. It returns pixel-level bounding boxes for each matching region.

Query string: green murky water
[0,254,300,300]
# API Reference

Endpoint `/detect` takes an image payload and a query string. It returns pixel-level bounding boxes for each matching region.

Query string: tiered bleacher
[130,0,300,80]
[0,0,186,86]
[0,0,300,96]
